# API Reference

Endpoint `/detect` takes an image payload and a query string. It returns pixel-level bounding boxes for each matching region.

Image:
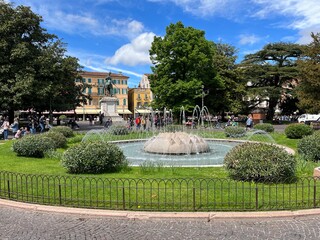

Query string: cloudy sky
[7,0,320,87]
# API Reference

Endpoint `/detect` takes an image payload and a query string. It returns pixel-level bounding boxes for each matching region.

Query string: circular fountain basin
[117,140,239,167]
[143,132,210,155]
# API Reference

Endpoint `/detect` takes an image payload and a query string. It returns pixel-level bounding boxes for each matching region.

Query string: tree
[149,21,222,114]
[0,1,84,121]
[241,42,302,120]
[296,33,320,113]
[211,43,247,114]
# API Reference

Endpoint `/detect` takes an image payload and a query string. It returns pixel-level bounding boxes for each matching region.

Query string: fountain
[143,132,210,155]
[81,106,264,167]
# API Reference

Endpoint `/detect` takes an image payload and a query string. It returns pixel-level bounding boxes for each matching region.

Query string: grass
[1,128,320,211]
[0,129,315,177]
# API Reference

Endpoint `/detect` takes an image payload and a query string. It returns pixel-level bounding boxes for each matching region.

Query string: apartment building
[75,71,132,119]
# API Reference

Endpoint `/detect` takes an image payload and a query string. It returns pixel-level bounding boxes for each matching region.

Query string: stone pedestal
[100,97,123,122]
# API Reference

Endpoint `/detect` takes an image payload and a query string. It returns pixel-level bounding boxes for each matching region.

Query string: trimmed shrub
[284,123,313,139]
[43,131,67,148]
[254,123,274,133]
[224,142,296,182]
[224,126,246,138]
[67,134,84,144]
[49,126,74,138]
[12,135,55,158]
[61,141,127,174]
[109,125,129,135]
[298,133,320,161]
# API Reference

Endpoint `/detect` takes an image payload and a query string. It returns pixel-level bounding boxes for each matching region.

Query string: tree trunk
[266,98,278,121]
[8,109,14,124]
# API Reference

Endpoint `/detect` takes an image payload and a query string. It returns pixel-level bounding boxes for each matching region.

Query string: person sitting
[14,128,23,139]
[68,118,80,129]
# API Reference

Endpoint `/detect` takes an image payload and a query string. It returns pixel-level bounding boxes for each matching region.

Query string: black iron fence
[0,171,320,212]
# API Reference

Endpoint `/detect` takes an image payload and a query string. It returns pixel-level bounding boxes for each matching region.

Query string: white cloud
[238,34,261,45]
[106,32,156,66]
[252,1,320,34]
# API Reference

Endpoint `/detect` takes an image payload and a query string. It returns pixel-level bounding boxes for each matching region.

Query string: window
[117,99,119,105]
[88,87,92,94]
[82,87,86,94]
[88,78,92,83]
[82,78,86,83]
[98,79,105,85]
[117,80,121,84]
[98,87,104,95]
[112,80,116,84]
[123,99,127,106]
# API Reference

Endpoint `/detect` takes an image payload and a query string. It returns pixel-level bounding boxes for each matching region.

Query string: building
[128,87,152,117]
[76,71,132,120]
[138,74,153,101]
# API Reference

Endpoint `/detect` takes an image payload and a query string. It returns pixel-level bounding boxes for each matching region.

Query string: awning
[117,109,132,114]
[75,108,100,114]
[136,109,152,114]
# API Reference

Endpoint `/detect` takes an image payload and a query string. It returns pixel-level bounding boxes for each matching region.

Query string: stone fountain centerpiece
[143,132,210,155]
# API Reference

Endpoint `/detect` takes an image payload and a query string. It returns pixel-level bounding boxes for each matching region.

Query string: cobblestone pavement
[1,205,320,240]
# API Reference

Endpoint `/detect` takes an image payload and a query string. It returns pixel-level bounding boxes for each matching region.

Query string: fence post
[7,180,10,199]
[193,187,196,211]
[255,186,258,210]
[122,187,125,210]
[314,179,317,208]
[58,184,62,205]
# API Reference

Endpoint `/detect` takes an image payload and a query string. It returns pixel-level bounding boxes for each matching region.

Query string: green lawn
[1,129,319,211]
[0,129,316,178]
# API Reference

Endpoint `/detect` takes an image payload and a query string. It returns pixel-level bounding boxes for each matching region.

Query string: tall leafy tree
[296,33,320,113]
[0,1,83,120]
[149,21,222,114]
[211,43,246,114]
[241,42,302,120]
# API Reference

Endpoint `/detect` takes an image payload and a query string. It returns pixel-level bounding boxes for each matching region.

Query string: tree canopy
[0,1,84,119]
[211,43,246,114]
[149,21,223,114]
[241,42,302,120]
[296,33,320,113]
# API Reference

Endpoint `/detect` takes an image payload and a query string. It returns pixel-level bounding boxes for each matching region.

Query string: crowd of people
[125,114,173,131]
[0,114,53,140]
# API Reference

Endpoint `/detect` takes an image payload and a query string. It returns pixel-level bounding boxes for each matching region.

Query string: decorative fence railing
[0,171,319,212]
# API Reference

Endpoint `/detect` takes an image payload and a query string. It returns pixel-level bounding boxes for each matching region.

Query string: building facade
[76,71,132,119]
[128,87,152,117]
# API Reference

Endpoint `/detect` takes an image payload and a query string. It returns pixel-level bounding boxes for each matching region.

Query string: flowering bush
[224,142,296,182]
[298,133,320,161]
[254,123,274,133]
[49,126,74,138]
[284,123,313,139]
[12,135,55,158]
[224,126,246,138]
[43,131,67,148]
[61,141,127,174]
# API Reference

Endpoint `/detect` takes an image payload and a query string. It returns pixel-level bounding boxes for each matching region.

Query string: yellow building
[128,87,152,117]
[76,71,132,119]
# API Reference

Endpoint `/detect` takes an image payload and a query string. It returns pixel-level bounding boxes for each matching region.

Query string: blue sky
[7,0,320,87]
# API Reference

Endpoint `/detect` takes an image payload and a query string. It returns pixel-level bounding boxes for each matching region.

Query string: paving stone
[1,205,320,240]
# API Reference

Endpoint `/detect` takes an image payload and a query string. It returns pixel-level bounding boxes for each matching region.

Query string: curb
[1,198,320,219]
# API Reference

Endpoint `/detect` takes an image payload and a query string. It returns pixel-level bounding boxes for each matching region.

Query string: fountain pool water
[117,140,239,167]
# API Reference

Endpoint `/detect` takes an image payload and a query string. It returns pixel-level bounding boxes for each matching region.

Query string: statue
[105,72,113,96]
